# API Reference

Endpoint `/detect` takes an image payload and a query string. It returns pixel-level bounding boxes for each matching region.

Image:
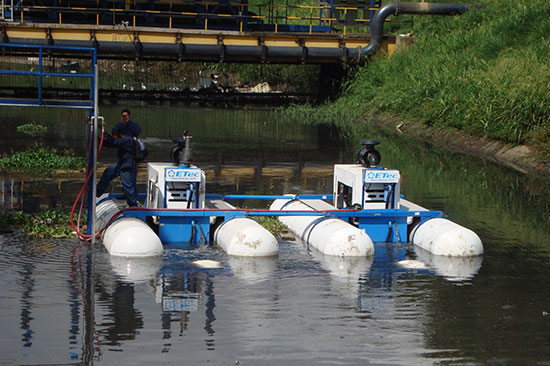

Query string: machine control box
[146,163,206,211]
[333,164,401,210]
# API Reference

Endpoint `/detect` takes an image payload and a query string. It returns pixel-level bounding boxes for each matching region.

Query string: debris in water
[279,230,295,241]
[192,259,222,269]
[395,259,429,270]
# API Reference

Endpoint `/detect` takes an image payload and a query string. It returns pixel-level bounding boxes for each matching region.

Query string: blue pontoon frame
[101,193,444,246]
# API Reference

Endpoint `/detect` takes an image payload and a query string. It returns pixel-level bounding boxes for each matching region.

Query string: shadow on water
[1,103,550,364]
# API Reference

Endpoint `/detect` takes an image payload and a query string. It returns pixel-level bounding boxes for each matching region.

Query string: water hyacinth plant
[0,121,86,175]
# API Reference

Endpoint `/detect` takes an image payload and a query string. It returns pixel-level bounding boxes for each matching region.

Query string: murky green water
[1,103,550,365]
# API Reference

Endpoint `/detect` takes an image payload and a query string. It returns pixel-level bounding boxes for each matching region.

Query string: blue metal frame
[0,43,99,235]
[115,193,443,247]
[0,43,97,109]
[205,194,333,201]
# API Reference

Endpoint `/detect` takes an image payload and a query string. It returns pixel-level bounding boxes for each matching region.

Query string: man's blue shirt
[112,120,141,138]
[108,120,141,170]
[103,135,138,170]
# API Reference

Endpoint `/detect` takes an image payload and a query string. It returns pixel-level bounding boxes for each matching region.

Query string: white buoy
[410,218,483,257]
[103,218,163,257]
[270,198,374,257]
[214,217,278,257]
[97,199,163,257]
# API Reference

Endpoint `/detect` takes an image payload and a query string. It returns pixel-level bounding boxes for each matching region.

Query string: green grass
[254,215,288,236]
[285,0,550,161]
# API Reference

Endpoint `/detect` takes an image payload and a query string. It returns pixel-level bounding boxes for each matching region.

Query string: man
[97,109,142,207]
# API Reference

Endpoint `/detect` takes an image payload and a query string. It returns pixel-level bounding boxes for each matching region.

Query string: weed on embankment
[285,0,550,162]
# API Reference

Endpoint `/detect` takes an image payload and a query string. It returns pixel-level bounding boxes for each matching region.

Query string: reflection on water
[1,103,550,364]
[227,256,277,283]
[414,247,483,282]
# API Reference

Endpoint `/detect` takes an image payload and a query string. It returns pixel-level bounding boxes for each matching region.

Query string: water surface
[1,103,550,365]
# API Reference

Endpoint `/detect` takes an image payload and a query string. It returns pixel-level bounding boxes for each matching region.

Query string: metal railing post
[38,48,43,104]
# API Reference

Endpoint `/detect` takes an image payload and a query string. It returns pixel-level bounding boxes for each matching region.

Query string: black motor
[357,139,381,167]
[171,131,193,166]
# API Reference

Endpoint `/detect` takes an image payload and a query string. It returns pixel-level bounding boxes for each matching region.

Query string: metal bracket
[217,34,225,62]
[90,29,99,49]
[296,38,307,64]
[176,32,185,61]
[258,35,267,64]
[338,37,348,66]
[133,30,142,61]
[1,26,8,44]
[46,27,54,45]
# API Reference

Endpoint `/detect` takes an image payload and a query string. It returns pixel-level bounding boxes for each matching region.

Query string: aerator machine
[95,137,483,259]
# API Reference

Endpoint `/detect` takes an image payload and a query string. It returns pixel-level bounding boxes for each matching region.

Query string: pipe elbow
[355,2,479,61]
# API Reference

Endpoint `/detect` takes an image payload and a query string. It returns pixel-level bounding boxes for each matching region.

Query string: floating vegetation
[0,209,79,238]
[16,122,48,136]
[0,146,86,175]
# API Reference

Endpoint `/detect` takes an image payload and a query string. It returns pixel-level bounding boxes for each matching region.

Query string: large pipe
[3,3,476,64]
[353,2,474,59]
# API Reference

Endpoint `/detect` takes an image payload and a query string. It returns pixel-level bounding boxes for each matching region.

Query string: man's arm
[111,122,122,135]
[101,132,115,147]
[130,121,142,137]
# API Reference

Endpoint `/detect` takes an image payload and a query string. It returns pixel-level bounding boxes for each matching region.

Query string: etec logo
[365,170,399,183]
[166,169,201,182]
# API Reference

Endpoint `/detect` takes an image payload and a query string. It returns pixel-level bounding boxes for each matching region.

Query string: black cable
[385,222,393,244]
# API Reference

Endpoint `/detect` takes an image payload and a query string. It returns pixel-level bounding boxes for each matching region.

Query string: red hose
[70,123,104,241]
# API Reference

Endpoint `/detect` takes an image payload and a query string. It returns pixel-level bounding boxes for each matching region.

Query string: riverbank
[285,0,549,176]
[368,114,548,176]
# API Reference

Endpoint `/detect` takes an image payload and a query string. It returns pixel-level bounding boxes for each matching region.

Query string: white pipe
[270,199,374,257]
[214,217,278,257]
[97,199,163,257]
[410,218,483,257]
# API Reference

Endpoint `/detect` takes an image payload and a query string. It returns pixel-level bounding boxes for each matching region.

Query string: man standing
[97,109,142,207]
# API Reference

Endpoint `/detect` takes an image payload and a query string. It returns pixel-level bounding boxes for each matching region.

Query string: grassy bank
[286,0,550,162]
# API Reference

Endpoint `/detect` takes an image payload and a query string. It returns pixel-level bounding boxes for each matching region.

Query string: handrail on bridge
[0,1,412,35]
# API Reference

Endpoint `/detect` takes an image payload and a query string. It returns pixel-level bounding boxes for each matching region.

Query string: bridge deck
[1,22,397,64]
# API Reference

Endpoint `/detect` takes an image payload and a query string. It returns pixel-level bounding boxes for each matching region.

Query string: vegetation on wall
[285,0,550,161]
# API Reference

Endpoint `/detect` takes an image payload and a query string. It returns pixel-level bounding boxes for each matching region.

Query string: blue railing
[0,43,97,108]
